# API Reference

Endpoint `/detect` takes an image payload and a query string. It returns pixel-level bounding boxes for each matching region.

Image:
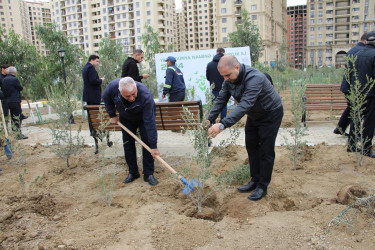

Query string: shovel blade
[4,139,12,159]
[180,177,203,195]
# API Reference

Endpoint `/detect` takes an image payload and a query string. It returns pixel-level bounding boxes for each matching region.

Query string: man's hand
[143,73,150,79]
[150,148,160,159]
[110,117,119,124]
[101,77,105,82]
[203,120,211,129]
[207,123,222,138]
[162,94,166,99]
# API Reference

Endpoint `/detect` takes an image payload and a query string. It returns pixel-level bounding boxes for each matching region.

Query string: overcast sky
[175,0,307,9]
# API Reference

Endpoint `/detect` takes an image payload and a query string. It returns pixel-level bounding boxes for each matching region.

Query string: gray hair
[7,66,17,74]
[119,77,136,92]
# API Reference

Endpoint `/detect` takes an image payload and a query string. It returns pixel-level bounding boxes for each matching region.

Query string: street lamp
[57,47,75,124]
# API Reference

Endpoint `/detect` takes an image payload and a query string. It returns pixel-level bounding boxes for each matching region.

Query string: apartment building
[306,0,375,67]
[287,5,307,69]
[50,0,175,55]
[175,5,188,51]
[26,1,52,56]
[0,0,31,40]
[179,0,287,65]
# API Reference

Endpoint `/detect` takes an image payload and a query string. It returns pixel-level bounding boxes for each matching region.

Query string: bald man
[102,77,160,186]
[206,55,283,201]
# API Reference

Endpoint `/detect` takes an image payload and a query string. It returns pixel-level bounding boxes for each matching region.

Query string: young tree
[228,9,263,63]
[97,36,127,89]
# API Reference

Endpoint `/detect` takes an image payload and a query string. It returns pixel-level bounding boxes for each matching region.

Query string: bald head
[218,55,240,83]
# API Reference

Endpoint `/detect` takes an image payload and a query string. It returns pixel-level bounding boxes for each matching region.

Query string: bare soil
[1,91,375,249]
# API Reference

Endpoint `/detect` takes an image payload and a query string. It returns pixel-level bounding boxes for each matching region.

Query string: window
[146,2,150,7]
[221,8,226,14]
[252,15,257,20]
[222,27,227,33]
[222,18,227,23]
[221,0,226,3]
[146,11,150,15]
[251,4,257,10]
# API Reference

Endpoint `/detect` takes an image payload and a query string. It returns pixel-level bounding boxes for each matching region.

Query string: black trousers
[120,117,154,175]
[348,96,375,151]
[87,101,99,136]
[8,102,22,130]
[337,94,350,132]
[169,91,185,102]
[1,99,9,117]
[245,106,283,190]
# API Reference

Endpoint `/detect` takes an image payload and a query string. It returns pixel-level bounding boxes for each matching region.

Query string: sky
[175,0,307,9]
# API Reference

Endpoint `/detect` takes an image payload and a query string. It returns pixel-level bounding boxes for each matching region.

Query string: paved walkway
[20,112,347,156]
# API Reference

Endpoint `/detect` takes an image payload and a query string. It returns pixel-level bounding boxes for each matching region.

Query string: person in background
[334,32,367,136]
[0,64,9,119]
[2,66,28,140]
[205,55,283,201]
[121,49,149,82]
[102,77,160,186]
[206,48,227,120]
[162,56,186,102]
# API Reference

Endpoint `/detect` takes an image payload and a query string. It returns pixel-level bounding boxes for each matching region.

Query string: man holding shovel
[206,55,283,201]
[102,77,160,186]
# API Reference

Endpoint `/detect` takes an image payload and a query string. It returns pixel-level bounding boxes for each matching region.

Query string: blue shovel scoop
[0,103,12,159]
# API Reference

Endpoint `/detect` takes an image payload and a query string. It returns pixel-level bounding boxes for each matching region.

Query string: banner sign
[155,46,251,104]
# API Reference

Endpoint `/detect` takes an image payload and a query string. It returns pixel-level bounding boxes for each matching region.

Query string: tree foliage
[228,9,263,63]
[97,36,127,89]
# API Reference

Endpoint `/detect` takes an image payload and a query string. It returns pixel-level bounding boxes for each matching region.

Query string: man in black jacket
[102,77,160,186]
[334,32,367,136]
[82,55,104,105]
[121,49,149,82]
[2,67,28,140]
[206,48,227,120]
[206,55,283,201]
[0,64,9,118]
[347,31,375,158]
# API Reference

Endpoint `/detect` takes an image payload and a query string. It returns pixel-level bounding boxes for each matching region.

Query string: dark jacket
[102,79,157,148]
[348,43,375,97]
[0,73,6,100]
[206,53,225,92]
[0,90,4,100]
[121,57,142,82]
[163,64,186,95]
[2,74,23,103]
[208,64,282,127]
[82,62,102,104]
[340,42,366,93]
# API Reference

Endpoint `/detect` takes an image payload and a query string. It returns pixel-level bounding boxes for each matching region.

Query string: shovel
[0,103,12,159]
[117,121,201,194]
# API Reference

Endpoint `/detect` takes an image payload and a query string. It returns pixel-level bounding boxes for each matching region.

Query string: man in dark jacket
[121,49,149,82]
[0,64,9,118]
[347,31,375,158]
[206,48,227,120]
[82,55,104,105]
[2,67,28,140]
[102,77,160,186]
[206,55,283,201]
[162,56,186,102]
[334,32,367,136]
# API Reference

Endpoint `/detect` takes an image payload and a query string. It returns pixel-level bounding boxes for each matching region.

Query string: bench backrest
[84,100,203,131]
[304,84,346,109]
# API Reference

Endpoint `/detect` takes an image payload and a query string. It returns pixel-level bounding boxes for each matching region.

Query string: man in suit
[2,66,28,140]
[0,64,9,119]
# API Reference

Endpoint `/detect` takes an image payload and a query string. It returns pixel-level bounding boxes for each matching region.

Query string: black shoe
[333,128,348,136]
[248,187,267,201]
[122,173,140,184]
[21,114,28,120]
[16,134,28,140]
[144,174,158,186]
[237,181,257,193]
[361,149,375,158]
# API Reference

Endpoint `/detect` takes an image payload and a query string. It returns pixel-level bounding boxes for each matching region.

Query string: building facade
[26,1,52,56]
[50,0,175,55]
[287,5,307,69]
[306,0,375,68]
[0,0,31,41]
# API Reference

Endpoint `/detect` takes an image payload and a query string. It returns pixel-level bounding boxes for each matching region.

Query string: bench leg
[94,136,99,154]
[107,133,113,147]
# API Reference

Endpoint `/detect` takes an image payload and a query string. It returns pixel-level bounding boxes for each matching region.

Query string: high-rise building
[287,5,307,69]
[26,1,52,56]
[0,0,31,41]
[179,0,287,65]
[174,3,188,51]
[50,0,176,55]
[306,0,375,67]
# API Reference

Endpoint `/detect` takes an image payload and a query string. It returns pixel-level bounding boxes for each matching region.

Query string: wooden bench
[302,84,346,127]
[84,101,203,153]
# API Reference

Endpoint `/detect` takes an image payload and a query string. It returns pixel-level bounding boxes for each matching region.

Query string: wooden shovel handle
[0,102,9,138]
[117,121,177,175]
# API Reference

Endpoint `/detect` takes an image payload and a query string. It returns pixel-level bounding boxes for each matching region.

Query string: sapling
[283,82,308,170]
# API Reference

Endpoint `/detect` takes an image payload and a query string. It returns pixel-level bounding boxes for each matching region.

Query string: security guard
[162,56,186,102]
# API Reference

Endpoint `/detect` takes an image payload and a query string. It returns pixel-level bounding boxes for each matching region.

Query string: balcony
[235,1,242,5]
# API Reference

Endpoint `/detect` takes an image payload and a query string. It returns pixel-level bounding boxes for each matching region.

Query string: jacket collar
[233,64,245,85]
